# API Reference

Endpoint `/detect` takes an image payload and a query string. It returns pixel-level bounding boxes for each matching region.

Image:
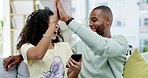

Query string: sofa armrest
[17,61,30,78]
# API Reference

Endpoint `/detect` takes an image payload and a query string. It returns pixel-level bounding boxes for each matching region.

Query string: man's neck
[103,32,111,38]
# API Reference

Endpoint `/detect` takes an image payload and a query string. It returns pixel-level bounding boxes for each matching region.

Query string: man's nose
[89,21,93,27]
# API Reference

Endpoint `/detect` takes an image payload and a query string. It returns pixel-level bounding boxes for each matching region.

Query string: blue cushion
[17,61,30,78]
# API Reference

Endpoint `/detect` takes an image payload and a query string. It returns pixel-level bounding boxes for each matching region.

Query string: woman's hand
[48,0,59,27]
[46,0,60,40]
[67,57,82,78]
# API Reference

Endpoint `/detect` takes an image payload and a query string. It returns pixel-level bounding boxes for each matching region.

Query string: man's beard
[96,25,105,36]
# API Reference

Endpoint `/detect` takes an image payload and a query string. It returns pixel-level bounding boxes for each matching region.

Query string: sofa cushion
[123,49,148,78]
[17,61,30,78]
[0,58,17,78]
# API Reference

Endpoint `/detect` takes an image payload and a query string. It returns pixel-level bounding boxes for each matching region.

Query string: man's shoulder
[112,35,125,38]
[112,35,127,41]
[112,35,128,47]
[71,40,85,46]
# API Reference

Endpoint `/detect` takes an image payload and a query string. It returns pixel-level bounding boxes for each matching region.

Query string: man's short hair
[93,5,113,21]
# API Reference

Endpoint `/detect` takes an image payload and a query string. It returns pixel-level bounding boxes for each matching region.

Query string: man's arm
[68,20,128,57]
[3,55,23,71]
[56,0,128,57]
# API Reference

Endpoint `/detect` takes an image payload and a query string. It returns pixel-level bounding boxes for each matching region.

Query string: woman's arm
[25,21,57,60]
[23,0,59,60]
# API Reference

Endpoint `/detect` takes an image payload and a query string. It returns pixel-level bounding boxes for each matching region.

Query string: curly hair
[17,8,64,50]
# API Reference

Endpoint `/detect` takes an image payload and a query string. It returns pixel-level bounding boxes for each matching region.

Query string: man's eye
[92,20,97,22]
[91,18,97,21]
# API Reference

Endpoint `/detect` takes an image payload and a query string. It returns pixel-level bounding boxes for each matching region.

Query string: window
[139,19,141,27]
[139,0,148,3]
[144,18,148,26]
[113,19,125,27]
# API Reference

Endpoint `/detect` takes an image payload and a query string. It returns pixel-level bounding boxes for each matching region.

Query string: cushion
[0,58,17,78]
[17,61,30,78]
[123,49,148,78]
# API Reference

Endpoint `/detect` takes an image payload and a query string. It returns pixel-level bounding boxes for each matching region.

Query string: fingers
[49,0,59,24]
[3,57,14,71]
[67,58,81,71]
[79,57,82,62]
[56,0,62,9]
[3,58,8,70]
[56,0,66,21]
[3,55,23,71]
[54,0,58,18]
[67,60,77,71]
[7,60,18,69]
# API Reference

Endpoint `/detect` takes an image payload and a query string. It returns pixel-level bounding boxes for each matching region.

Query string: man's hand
[56,0,71,22]
[67,57,82,78]
[3,55,23,71]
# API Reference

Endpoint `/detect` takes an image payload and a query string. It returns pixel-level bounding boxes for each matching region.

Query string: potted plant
[143,42,148,53]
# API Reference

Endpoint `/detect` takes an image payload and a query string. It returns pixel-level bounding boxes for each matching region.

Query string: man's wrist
[65,17,74,25]
[63,16,71,22]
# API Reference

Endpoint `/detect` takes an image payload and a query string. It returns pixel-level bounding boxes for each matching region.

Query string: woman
[15,5,81,78]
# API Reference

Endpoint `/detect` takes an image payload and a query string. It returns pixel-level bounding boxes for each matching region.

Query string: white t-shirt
[20,42,73,78]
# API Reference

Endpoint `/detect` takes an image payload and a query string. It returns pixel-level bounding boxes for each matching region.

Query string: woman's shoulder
[21,43,34,49]
[55,42,72,52]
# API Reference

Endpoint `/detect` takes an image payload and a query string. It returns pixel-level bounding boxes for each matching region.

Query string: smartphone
[71,54,82,62]
[66,54,82,68]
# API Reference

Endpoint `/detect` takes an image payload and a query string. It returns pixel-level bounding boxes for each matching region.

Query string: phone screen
[66,54,82,68]
[71,54,82,62]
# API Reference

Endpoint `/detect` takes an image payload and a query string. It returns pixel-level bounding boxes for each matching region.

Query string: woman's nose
[55,25,59,31]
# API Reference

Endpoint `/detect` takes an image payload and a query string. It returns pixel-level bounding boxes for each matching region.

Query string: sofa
[0,51,148,78]
[141,52,148,62]
[0,58,29,78]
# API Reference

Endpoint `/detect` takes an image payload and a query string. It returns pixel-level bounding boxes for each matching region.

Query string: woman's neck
[49,43,54,49]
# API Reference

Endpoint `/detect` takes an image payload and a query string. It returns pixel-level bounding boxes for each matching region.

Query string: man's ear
[106,18,110,27]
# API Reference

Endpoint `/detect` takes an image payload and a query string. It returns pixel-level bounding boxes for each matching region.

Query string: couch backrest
[141,52,148,62]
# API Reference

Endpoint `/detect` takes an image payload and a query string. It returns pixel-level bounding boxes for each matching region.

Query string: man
[3,0,128,78]
[56,0,128,78]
